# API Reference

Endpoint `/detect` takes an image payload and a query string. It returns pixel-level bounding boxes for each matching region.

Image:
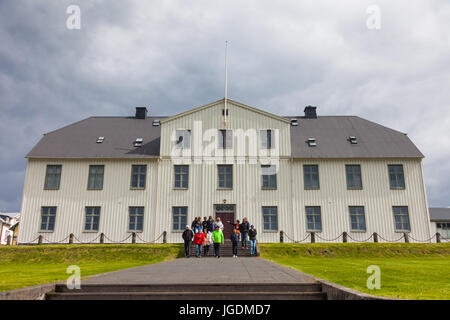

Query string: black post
[100,233,105,244]
[69,233,74,244]
[38,235,43,245]
[280,230,284,243]
[436,232,441,243]
[404,233,409,243]
[132,232,136,244]
[163,231,167,244]
[373,232,378,243]
[310,232,315,243]
[342,232,348,243]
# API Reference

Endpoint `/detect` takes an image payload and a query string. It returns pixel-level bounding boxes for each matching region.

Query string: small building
[0,213,20,245]
[429,208,450,240]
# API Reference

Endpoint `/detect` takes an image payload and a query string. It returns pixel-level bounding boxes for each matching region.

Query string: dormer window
[176,130,191,149]
[349,136,358,144]
[134,138,143,147]
[307,138,317,147]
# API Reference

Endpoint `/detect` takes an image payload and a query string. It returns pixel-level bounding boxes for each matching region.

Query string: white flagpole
[224,40,228,128]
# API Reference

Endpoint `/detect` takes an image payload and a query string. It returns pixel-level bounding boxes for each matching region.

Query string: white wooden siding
[18,100,432,244]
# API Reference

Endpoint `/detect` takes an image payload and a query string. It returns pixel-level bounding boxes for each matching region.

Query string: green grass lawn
[259,243,450,300]
[0,244,182,292]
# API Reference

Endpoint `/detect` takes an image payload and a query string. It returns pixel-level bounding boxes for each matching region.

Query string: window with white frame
[88,165,104,190]
[346,165,362,190]
[306,206,322,231]
[174,165,189,189]
[173,207,188,231]
[44,165,62,190]
[393,206,410,232]
[304,165,319,190]
[218,165,233,189]
[40,207,56,232]
[129,207,144,232]
[263,206,278,231]
[349,206,366,232]
[131,165,147,189]
[84,207,100,232]
[388,165,405,189]
[261,165,277,189]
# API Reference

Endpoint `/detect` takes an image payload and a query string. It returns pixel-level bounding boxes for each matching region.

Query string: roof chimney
[304,106,317,119]
[135,107,148,119]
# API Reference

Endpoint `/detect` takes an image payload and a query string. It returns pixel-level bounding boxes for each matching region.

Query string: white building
[18,99,432,243]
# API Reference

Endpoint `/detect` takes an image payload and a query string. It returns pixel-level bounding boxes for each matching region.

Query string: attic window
[222,109,229,116]
[307,138,317,147]
[349,136,358,144]
[96,137,105,143]
[134,138,144,147]
[153,120,160,126]
[290,119,298,126]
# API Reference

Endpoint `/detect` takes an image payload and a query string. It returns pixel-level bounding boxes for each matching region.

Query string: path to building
[82,258,315,284]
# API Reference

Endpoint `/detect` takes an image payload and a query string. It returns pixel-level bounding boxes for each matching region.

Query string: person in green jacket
[212,225,224,258]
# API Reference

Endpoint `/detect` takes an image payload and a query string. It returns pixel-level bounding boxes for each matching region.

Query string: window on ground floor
[306,206,322,232]
[40,207,56,232]
[84,207,100,232]
[349,206,366,232]
[128,207,144,232]
[262,206,278,231]
[393,206,410,232]
[173,207,188,231]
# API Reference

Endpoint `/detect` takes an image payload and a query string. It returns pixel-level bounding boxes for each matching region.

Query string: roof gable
[161,98,291,124]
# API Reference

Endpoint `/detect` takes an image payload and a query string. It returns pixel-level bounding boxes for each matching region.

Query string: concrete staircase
[190,240,255,257]
[46,283,327,300]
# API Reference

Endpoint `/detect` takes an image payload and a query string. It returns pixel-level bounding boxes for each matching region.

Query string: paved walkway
[82,258,315,284]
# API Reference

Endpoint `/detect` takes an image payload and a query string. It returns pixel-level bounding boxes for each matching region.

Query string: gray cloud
[1,0,449,211]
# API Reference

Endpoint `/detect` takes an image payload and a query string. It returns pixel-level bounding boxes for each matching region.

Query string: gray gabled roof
[288,116,424,158]
[26,100,424,160]
[429,208,450,222]
[27,117,165,159]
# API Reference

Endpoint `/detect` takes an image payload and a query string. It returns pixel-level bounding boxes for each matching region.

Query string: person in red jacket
[193,229,205,258]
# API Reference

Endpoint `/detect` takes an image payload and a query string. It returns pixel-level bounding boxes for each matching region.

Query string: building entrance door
[214,204,235,240]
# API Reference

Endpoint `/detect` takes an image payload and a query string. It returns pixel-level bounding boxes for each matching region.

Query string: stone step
[46,291,326,300]
[54,283,322,293]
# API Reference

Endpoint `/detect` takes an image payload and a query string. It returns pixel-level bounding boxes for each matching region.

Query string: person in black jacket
[182,225,194,258]
[202,217,208,231]
[239,218,250,249]
[230,228,240,258]
[249,225,258,255]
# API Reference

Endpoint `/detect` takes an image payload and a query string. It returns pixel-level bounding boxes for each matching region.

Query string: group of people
[182,216,258,258]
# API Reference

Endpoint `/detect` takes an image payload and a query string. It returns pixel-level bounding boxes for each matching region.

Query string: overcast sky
[0,1,449,212]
